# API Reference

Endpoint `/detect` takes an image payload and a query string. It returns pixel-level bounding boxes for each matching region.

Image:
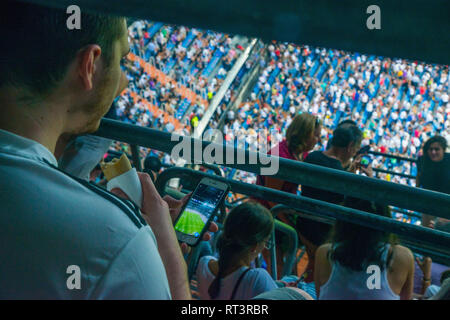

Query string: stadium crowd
[114,22,449,189]
[111,20,251,165]
[222,43,449,185]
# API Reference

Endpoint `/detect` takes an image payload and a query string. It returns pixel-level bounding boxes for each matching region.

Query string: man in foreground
[0,1,198,299]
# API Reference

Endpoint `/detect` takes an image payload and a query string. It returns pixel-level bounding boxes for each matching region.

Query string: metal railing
[373,168,415,180]
[270,207,299,279]
[369,151,417,163]
[94,119,450,220]
[369,151,417,178]
[153,167,450,267]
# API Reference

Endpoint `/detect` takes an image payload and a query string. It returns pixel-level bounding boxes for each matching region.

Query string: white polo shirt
[0,129,171,299]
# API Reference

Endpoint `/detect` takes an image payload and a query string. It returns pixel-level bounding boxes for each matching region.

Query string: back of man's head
[336,119,357,128]
[0,1,124,98]
[330,125,362,149]
[326,119,358,150]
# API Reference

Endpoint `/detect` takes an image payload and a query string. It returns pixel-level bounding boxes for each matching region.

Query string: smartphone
[360,155,372,167]
[174,178,229,246]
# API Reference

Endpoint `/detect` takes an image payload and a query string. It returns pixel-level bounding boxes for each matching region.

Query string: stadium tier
[115,19,448,189]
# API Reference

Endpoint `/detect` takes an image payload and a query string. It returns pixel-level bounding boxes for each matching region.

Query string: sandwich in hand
[100,154,142,208]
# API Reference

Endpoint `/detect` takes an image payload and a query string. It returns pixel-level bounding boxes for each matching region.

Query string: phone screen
[174,183,226,240]
[361,155,372,167]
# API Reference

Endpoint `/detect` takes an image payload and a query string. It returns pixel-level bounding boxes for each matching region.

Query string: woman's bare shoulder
[390,244,414,266]
[208,258,219,276]
[316,243,333,261]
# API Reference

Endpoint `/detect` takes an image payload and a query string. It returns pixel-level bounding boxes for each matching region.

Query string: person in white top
[196,202,278,300]
[0,2,216,299]
[315,198,415,300]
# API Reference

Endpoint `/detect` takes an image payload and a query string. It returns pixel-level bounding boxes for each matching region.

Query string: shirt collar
[0,129,58,167]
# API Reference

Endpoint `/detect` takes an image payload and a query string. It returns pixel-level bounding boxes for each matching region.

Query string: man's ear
[78,45,102,90]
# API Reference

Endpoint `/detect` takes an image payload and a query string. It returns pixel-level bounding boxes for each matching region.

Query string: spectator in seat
[314,198,415,300]
[416,135,450,230]
[429,277,450,300]
[296,124,368,284]
[413,257,450,300]
[254,113,322,278]
[196,202,278,300]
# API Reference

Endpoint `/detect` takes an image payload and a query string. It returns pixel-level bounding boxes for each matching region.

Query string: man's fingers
[415,257,421,265]
[181,192,192,204]
[180,242,191,255]
[137,172,159,196]
[110,188,130,201]
[163,195,183,208]
[208,222,219,233]
[169,208,179,223]
[137,172,167,208]
[202,232,211,242]
[200,222,219,241]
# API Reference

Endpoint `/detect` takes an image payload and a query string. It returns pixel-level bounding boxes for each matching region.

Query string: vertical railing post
[130,144,142,172]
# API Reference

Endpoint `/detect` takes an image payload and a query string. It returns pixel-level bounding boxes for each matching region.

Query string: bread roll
[100,154,132,181]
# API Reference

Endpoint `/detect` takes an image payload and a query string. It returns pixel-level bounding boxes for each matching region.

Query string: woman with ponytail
[196,202,277,300]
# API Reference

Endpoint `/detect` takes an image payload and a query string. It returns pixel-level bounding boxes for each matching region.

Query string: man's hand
[111,172,172,232]
[111,172,192,299]
[359,164,373,177]
[112,181,219,255]
[347,154,363,173]
[163,193,219,255]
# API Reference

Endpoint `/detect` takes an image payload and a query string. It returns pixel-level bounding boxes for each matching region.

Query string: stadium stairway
[147,21,163,39]
[201,49,224,78]
[174,98,192,120]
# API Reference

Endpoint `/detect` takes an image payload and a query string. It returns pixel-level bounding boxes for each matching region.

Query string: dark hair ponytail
[208,234,240,299]
[208,202,273,299]
[329,197,396,271]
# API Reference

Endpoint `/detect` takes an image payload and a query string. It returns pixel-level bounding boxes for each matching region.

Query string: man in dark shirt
[302,151,345,204]
[295,125,365,282]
